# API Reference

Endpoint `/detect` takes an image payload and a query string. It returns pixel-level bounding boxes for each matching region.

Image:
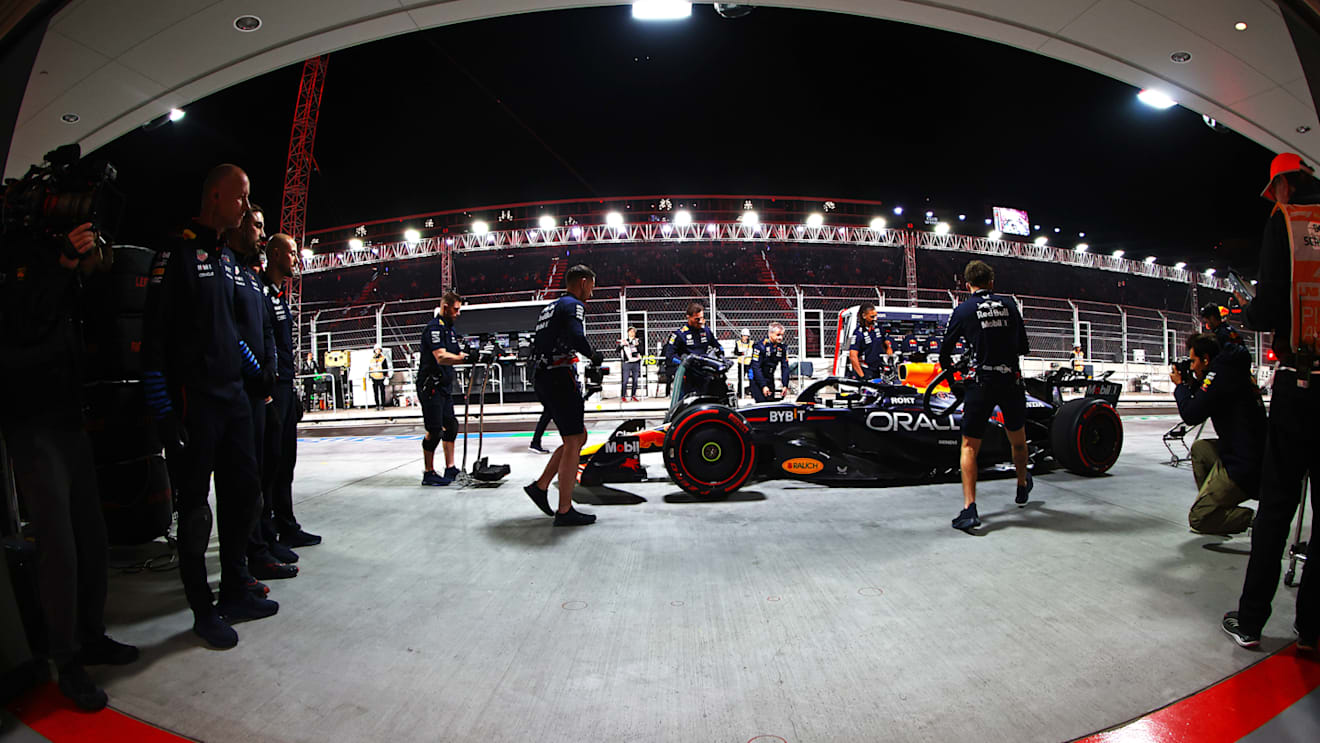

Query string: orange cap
[1261,152,1315,200]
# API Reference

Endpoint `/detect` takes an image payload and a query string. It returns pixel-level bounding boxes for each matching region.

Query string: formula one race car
[579,352,1124,497]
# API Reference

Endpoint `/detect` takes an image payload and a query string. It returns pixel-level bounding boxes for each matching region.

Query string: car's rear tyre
[1050,398,1122,475]
[663,404,757,497]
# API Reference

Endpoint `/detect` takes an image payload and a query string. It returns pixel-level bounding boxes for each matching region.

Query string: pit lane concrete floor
[90,415,1313,743]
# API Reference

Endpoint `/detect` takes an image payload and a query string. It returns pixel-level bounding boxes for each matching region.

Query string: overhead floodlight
[1033,236,1048,246]
[741,211,759,226]
[661,223,672,235]
[1234,22,1247,31]
[1205,268,1216,276]
[708,223,719,234]
[301,248,314,259]
[632,1,691,20]
[1144,256,1158,264]
[988,230,1002,241]
[606,211,624,228]
[1079,232,1086,238]
[893,206,903,216]
[806,213,824,228]
[869,217,886,230]
[403,228,421,243]
[1112,250,1125,258]
[168,108,186,122]
[348,238,364,251]
[571,226,583,239]
[472,220,489,235]
[1174,261,1187,269]
[538,215,556,231]
[1137,89,1177,109]
[1075,243,1088,252]
[958,214,966,221]
[674,209,692,226]
[984,218,993,225]
[934,222,950,235]
[1053,227,1061,233]
[925,210,934,218]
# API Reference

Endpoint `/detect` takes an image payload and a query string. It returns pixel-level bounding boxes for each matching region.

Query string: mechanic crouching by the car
[1170,333,1264,537]
[940,260,1032,531]
[849,303,883,380]
[1221,152,1320,653]
[750,322,791,402]
[523,264,602,526]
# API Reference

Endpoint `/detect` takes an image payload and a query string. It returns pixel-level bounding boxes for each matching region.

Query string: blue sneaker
[1016,471,1034,505]
[437,466,460,485]
[421,470,446,486]
[952,503,981,530]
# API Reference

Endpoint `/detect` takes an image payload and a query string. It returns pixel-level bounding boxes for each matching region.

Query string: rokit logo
[866,411,959,432]
[603,438,640,455]
[768,408,806,424]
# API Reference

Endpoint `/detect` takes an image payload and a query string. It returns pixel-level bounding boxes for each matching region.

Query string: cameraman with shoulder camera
[142,164,276,650]
[523,265,601,526]
[1221,153,1320,652]
[1170,333,1264,537]
[417,291,468,486]
[1,209,138,709]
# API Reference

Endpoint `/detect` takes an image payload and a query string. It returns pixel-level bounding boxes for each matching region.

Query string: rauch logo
[781,458,824,474]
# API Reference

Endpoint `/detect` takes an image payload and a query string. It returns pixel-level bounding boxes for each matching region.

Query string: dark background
[88,5,1277,271]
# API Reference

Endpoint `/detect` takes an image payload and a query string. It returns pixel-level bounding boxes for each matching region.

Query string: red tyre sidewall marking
[670,409,753,492]
[1075,403,1120,471]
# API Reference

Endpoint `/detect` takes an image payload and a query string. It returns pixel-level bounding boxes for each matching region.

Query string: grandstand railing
[300,222,1232,293]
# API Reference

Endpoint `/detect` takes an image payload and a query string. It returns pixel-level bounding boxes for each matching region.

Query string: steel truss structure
[279,55,329,358]
[302,220,1232,293]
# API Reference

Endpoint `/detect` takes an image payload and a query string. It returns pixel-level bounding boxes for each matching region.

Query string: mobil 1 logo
[603,437,640,455]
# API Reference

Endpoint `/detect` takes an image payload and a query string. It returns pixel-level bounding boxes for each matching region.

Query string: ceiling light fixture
[632,1,691,21]
[1174,262,1187,269]
[988,230,1002,241]
[1145,256,1158,264]
[869,217,886,231]
[234,15,262,32]
[1112,250,1125,258]
[1170,51,1192,64]
[168,108,185,122]
[61,113,79,123]
[1234,22,1247,31]
[1137,89,1178,109]
[1075,243,1089,252]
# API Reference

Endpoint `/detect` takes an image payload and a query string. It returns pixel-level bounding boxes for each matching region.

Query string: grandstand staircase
[538,257,565,299]
[354,270,381,304]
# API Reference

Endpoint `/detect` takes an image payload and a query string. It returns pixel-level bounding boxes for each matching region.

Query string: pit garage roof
[6,1,1317,178]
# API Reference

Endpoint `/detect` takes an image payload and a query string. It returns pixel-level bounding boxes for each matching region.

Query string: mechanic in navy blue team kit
[848,303,884,380]
[218,205,295,585]
[142,164,277,649]
[1201,303,1249,361]
[1221,152,1320,652]
[523,264,603,526]
[750,322,791,402]
[664,301,722,365]
[261,234,320,552]
[417,291,468,486]
[939,260,1033,531]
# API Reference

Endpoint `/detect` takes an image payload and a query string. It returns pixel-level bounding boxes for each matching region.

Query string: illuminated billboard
[992,207,1031,237]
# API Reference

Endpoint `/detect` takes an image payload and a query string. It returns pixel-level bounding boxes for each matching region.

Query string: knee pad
[178,505,213,555]
[441,415,459,443]
[422,434,440,453]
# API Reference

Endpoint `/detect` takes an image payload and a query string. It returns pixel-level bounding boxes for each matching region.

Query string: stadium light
[984,218,993,225]
[869,217,886,230]
[958,214,966,221]
[925,210,934,218]
[538,215,556,231]
[1174,261,1187,269]
[988,230,1002,241]
[741,211,759,226]
[1112,250,1125,258]
[1079,232,1086,238]
[674,209,692,226]
[1053,227,1061,233]
[571,226,583,239]
[1144,256,1158,264]
[1137,89,1177,109]
[300,248,314,259]
[1033,236,1048,246]
[1205,268,1216,276]
[893,206,903,216]
[403,228,421,243]
[168,108,186,122]
[632,1,691,20]
[708,223,719,234]
[606,211,624,228]
[348,238,364,251]
[472,220,489,235]
[806,213,824,228]
[1075,243,1088,252]
[934,222,950,235]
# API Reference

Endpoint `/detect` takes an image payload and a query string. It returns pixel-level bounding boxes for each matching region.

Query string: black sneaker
[279,528,322,548]
[268,541,299,564]
[1016,471,1034,506]
[1222,611,1261,648]
[57,662,107,712]
[192,609,238,649]
[553,507,597,527]
[436,466,460,485]
[529,443,551,454]
[216,592,279,624]
[524,483,554,517]
[79,635,139,666]
[251,560,299,580]
[246,577,270,597]
[952,503,981,530]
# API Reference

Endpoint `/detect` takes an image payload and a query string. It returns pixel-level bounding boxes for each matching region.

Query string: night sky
[89,5,1278,272]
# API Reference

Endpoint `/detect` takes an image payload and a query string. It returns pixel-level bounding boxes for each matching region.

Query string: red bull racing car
[580,352,1124,498]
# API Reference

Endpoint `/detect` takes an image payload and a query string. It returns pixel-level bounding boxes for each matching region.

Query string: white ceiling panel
[7,0,1318,177]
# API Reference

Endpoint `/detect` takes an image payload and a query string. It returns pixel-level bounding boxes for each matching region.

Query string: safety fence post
[796,286,806,359]
[375,304,385,349]
[1119,305,1128,362]
[619,286,628,339]
[1068,299,1080,348]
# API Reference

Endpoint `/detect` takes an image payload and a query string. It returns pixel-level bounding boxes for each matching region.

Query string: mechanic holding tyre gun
[1169,333,1264,537]
[749,321,790,402]
[1220,152,1320,653]
[523,265,601,526]
[940,260,1033,531]
[0,144,139,711]
[417,292,468,486]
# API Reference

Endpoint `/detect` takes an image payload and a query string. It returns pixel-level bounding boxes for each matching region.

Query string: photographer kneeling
[1171,333,1266,536]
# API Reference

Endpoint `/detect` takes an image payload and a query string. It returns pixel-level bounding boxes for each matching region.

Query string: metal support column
[796,286,806,359]
[375,304,385,349]
[311,311,322,358]
[1119,306,1128,362]
[1158,311,1169,363]
[708,285,717,337]
[903,234,918,306]
[619,286,628,339]
[1068,300,1080,347]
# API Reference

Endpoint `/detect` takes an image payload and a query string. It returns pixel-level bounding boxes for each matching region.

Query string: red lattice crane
[279,55,328,358]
